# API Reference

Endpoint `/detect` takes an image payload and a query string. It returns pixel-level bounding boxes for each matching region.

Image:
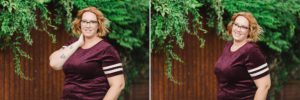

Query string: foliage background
[152,0,300,99]
[151,0,206,83]
[0,0,149,97]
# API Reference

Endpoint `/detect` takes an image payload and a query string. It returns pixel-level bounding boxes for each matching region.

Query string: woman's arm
[49,34,84,70]
[103,74,125,100]
[253,74,271,100]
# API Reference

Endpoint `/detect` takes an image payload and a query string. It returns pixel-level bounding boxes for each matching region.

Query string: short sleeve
[101,46,123,77]
[245,46,269,80]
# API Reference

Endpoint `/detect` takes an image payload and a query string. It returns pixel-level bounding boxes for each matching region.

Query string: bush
[151,0,300,99]
[0,0,148,93]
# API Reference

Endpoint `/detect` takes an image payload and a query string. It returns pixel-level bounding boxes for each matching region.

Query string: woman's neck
[85,36,101,43]
[230,39,248,52]
[233,39,248,47]
[82,36,102,48]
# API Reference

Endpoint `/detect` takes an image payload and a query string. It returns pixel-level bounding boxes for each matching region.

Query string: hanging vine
[0,0,149,94]
[151,0,206,83]
[152,0,300,99]
[0,0,55,79]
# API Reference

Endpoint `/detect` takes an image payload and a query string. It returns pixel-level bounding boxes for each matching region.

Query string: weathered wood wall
[151,30,226,100]
[0,28,71,100]
[0,28,149,100]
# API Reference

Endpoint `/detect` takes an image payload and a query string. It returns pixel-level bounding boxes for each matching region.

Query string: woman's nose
[235,27,241,32]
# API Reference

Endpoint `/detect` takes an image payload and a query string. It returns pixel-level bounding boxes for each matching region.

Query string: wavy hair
[227,12,263,42]
[72,7,109,37]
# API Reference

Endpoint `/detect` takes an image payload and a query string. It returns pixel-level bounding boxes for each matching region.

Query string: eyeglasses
[233,23,249,31]
[81,20,98,26]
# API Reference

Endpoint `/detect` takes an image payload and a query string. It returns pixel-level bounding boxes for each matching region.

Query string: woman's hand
[49,34,84,70]
[77,34,84,47]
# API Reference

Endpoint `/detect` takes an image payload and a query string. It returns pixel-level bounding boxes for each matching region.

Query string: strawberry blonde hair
[227,12,263,42]
[72,7,109,37]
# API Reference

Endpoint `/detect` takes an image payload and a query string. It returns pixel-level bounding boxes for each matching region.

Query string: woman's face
[232,16,250,42]
[80,12,99,38]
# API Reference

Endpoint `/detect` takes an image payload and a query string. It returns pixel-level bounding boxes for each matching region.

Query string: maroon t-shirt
[61,39,123,100]
[214,42,269,100]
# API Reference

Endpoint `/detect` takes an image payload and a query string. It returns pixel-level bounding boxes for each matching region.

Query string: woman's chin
[233,37,241,41]
[233,38,247,42]
[82,33,97,38]
[233,35,245,41]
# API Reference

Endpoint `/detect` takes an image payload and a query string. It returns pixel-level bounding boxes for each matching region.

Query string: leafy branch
[151,0,206,83]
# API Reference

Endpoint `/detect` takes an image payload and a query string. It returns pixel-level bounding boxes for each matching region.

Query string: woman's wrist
[71,41,82,49]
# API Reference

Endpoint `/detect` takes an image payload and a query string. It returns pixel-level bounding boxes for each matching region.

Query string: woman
[49,7,125,100]
[214,12,271,100]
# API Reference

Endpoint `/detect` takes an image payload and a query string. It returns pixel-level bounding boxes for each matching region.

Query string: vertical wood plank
[151,27,226,100]
[4,49,10,100]
[0,49,4,100]
[9,50,14,100]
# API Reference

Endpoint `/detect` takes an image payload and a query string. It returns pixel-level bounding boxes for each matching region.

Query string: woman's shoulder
[96,39,118,52]
[99,40,113,48]
[222,41,233,52]
[63,38,78,46]
[95,40,120,57]
[244,42,262,55]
